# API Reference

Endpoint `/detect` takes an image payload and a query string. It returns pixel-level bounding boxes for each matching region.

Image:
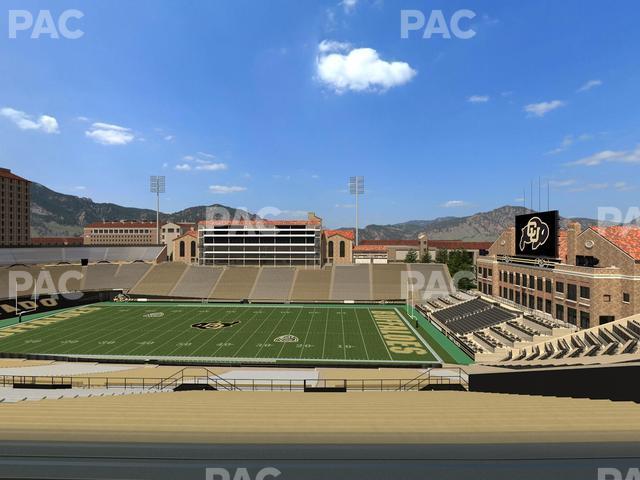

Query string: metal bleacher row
[0,262,454,303]
[431,298,518,335]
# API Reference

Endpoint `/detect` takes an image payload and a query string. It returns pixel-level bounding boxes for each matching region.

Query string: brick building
[322,230,354,265]
[477,222,640,329]
[0,168,30,247]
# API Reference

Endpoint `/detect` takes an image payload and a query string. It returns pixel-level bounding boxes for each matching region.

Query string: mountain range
[30,182,606,242]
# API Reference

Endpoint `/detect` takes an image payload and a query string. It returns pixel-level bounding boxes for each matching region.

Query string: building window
[522,274,527,287]
[580,311,590,329]
[567,284,577,301]
[599,316,615,325]
[515,273,520,285]
[545,299,552,314]
[328,241,334,258]
[509,272,514,284]
[556,281,564,293]
[536,297,543,311]
[179,241,185,257]
[567,307,577,325]
[339,241,345,258]
[529,276,535,289]
[603,294,611,302]
[579,286,590,299]
[623,292,630,303]
[545,279,552,294]
[556,304,564,321]
[190,241,196,258]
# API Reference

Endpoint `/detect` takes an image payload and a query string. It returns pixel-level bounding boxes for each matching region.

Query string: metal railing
[0,368,468,392]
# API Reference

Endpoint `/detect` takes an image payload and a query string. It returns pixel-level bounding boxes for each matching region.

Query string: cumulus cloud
[442,200,469,208]
[577,79,602,93]
[567,146,640,166]
[468,95,490,103]
[316,40,417,93]
[524,100,566,117]
[175,164,192,171]
[195,163,227,171]
[0,107,59,134]
[176,152,227,172]
[341,0,358,12]
[85,122,135,145]
[209,185,246,194]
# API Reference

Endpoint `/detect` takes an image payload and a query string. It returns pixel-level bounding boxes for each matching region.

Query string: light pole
[150,175,165,245]
[349,176,364,246]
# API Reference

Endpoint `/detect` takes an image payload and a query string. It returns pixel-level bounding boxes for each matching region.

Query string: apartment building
[0,168,30,247]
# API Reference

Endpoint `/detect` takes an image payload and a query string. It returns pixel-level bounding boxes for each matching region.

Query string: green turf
[0,303,444,365]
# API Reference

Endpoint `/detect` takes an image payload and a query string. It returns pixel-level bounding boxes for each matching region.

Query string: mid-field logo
[192,321,240,330]
[519,216,551,252]
[7,9,84,39]
[401,9,476,39]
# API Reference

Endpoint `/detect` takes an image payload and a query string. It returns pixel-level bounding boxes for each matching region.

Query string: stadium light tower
[150,175,165,245]
[349,176,364,246]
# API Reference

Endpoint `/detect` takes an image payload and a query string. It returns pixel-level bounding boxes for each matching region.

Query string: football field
[0,303,442,365]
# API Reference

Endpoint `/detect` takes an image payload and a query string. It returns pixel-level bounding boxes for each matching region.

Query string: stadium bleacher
[290,268,332,301]
[330,264,371,301]
[130,262,188,297]
[432,298,518,335]
[371,264,407,300]
[209,267,260,300]
[82,263,120,291]
[0,246,165,266]
[170,265,224,299]
[249,267,296,301]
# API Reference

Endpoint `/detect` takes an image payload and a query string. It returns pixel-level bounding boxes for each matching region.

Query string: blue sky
[1,0,639,228]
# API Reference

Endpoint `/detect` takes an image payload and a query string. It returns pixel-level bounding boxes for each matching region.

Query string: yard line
[297,308,316,359]
[275,306,304,359]
[394,307,442,363]
[353,308,371,361]
[188,307,255,357]
[252,308,290,359]
[228,308,277,358]
[321,307,329,359]
[340,307,347,360]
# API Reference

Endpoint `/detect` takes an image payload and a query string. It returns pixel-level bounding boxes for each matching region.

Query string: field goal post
[13,279,38,323]
[405,278,418,327]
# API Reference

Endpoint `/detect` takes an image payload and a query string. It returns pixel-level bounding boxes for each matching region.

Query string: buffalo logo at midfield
[519,216,550,252]
[191,321,240,330]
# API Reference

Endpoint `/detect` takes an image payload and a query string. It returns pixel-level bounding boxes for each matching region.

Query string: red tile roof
[86,221,158,228]
[353,245,388,253]
[0,168,29,182]
[198,219,321,227]
[428,240,493,250]
[591,226,640,260]
[360,239,420,247]
[174,230,197,241]
[323,229,355,241]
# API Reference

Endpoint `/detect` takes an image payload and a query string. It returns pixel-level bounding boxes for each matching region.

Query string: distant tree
[404,249,418,263]
[435,249,449,264]
[447,249,476,290]
[419,250,431,263]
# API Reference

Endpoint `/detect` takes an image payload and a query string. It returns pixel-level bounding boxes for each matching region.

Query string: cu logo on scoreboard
[519,216,550,252]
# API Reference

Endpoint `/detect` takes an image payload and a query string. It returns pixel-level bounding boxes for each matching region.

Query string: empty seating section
[45,266,84,293]
[290,268,332,301]
[210,268,259,300]
[249,267,295,301]
[371,264,407,300]
[0,246,165,266]
[331,265,371,301]
[432,298,517,335]
[409,264,453,301]
[170,266,223,298]
[112,263,152,290]
[129,263,187,296]
[82,264,120,291]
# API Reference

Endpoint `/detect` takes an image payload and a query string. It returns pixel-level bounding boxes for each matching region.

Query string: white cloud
[85,122,135,145]
[334,203,355,208]
[577,79,602,93]
[567,146,640,166]
[164,135,174,141]
[0,107,59,134]
[175,163,192,171]
[546,133,593,155]
[316,41,417,93]
[569,183,610,193]
[549,179,576,188]
[341,0,358,12]
[524,100,566,117]
[614,181,634,192]
[209,185,246,194]
[468,95,490,104]
[195,163,227,171]
[442,200,469,208]
[197,151,215,159]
